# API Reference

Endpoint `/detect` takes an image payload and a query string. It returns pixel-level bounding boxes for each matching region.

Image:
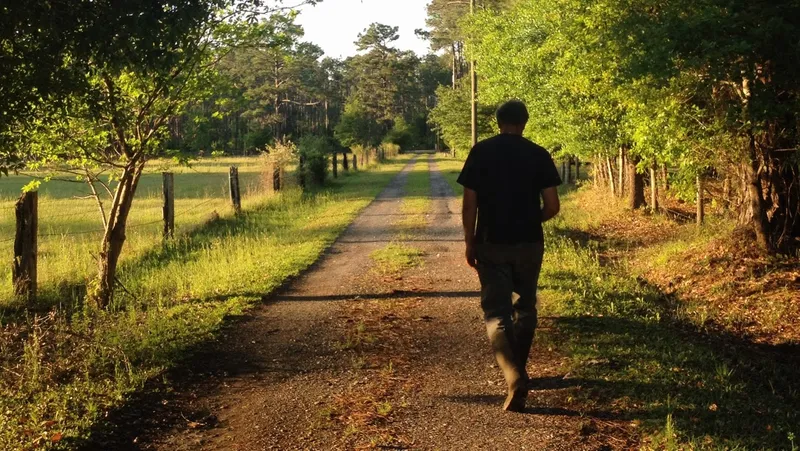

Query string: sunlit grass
[370,243,424,276]
[431,155,463,195]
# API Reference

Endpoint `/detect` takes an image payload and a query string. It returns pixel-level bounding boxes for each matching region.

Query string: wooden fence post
[13,191,37,303]
[353,153,358,171]
[332,152,338,178]
[576,159,582,181]
[273,163,282,192]
[162,172,175,239]
[229,166,241,214]
[342,153,349,172]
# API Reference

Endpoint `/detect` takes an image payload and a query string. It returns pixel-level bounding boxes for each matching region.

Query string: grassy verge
[0,157,411,450]
[431,155,464,195]
[540,187,799,450]
[367,157,431,277]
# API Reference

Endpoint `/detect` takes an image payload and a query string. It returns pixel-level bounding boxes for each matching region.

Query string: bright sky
[294,0,432,58]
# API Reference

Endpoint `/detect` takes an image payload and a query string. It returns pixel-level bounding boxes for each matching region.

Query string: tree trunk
[593,155,601,188]
[606,156,616,197]
[451,43,458,89]
[324,100,330,134]
[618,146,626,198]
[697,175,705,225]
[93,159,146,308]
[745,133,772,250]
[722,174,731,212]
[650,165,659,213]
[628,154,645,209]
[567,157,573,184]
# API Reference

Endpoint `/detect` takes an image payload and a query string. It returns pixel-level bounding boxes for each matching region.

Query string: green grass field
[0,157,273,310]
[0,156,410,450]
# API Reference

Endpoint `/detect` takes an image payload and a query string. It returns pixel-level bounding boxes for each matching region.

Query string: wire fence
[1,165,271,303]
[25,197,226,240]
[1,152,373,301]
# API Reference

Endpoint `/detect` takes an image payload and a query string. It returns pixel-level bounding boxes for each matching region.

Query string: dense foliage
[428,0,800,254]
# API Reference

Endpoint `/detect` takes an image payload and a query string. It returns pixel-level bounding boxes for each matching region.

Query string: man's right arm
[541,187,560,222]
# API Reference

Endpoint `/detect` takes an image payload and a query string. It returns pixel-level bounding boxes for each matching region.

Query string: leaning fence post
[229,166,242,214]
[13,191,37,303]
[162,172,175,239]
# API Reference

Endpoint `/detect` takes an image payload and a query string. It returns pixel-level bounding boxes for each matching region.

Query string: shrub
[297,135,331,187]
[383,117,414,150]
[380,143,401,160]
[261,138,296,193]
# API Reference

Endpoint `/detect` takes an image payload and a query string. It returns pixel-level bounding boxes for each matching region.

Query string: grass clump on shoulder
[370,242,424,276]
[395,159,432,234]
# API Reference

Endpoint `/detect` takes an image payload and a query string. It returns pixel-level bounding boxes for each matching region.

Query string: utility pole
[470,0,478,148]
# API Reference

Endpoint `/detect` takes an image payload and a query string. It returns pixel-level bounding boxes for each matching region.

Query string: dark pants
[476,242,545,394]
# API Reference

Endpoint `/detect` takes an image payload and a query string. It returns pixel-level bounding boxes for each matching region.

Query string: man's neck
[499,125,525,135]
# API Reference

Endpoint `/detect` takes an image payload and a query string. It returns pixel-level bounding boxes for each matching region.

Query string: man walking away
[457,100,562,412]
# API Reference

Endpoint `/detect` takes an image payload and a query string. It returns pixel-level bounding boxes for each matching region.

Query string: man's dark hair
[496,100,529,126]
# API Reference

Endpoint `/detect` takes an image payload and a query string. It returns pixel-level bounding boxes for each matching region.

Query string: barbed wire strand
[29,197,227,239]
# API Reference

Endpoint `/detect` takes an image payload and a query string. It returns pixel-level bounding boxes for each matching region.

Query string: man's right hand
[541,186,561,222]
[465,242,478,269]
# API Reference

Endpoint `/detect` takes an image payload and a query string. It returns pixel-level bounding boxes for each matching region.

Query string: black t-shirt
[457,134,562,244]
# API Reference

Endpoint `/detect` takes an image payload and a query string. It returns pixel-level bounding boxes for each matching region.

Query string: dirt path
[90,155,620,450]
